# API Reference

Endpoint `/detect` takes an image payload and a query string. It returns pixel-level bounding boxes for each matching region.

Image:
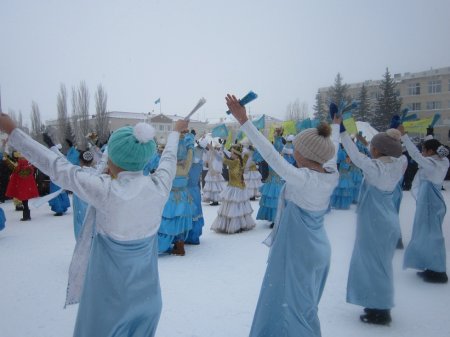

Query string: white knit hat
[293,124,335,164]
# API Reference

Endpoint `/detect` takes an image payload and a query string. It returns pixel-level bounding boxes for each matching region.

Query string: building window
[448,79,450,91]
[159,124,164,131]
[428,80,441,94]
[409,102,421,111]
[408,83,420,96]
[426,101,442,110]
[166,125,172,131]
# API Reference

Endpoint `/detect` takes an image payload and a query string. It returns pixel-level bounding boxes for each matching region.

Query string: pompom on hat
[370,128,403,158]
[293,123,335,164]
[108,122,156,171]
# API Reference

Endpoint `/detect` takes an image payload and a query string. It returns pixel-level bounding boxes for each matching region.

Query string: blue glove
[390,115,401,129]
[329,102,339,120]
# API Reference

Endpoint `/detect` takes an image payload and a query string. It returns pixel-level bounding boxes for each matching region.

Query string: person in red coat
[5,152,39,220]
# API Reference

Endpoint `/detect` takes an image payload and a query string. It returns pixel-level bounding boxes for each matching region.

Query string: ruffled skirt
[244,170,263,198]
[211,186,255,234]
[203,171,226,202]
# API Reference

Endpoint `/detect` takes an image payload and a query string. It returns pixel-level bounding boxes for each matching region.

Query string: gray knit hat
[370,129,402,158]
[293,124,335,164]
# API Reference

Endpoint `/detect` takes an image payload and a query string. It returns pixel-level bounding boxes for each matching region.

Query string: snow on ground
[1,183,450,337]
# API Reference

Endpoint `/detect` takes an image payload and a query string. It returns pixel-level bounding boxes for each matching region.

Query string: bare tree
[30,101,43,141]
[95,84,109,145]
[57,84,73,149]
[285,99,309,121]
[71,81,90,149]
[18,111,23,128]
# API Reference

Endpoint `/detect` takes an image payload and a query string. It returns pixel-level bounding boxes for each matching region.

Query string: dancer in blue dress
[331,145,354,209]
[158,132,195,255]
[185,140,205,244]
[400,126,450,283]
[340,120,406,325]
[226,95,339,337]
[0,113,187,337]
[256,128,285,228]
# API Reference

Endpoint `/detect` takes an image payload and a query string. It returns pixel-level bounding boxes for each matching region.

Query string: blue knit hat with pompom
[108,122,156,171]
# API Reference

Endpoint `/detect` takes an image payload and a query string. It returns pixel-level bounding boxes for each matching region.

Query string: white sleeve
[8,128,109,209]
[341,132,380,179]
[241,121,305,186]
[151,131,179,197]
[401,134,436,172]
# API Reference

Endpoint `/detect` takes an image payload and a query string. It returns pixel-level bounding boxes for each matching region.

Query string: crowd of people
[0,94,449,337]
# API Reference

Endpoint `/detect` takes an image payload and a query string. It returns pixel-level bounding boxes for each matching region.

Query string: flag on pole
[212,124,229,138]
[252,115,265,130]
[154,98,160,104]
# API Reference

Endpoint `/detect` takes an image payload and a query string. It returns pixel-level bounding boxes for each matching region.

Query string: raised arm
[400,133,435,171]
[152,120,187,195]
[7,128,109,209]
[225,94,301,184]
[340,132,379,178]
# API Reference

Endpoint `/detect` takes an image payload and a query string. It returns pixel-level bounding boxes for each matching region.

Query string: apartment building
[318,66,450,143]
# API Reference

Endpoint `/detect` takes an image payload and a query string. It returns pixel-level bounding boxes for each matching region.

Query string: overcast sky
[1,0,450,126]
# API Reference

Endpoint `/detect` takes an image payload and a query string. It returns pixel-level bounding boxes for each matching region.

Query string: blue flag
[212,124,229,138]
[154,98,160,104]
[252,115,265,130]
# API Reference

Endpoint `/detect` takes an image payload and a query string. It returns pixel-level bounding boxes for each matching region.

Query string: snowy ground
[1,184,450,337]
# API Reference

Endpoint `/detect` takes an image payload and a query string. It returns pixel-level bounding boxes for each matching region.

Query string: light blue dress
[249,202,330,337]
[73,233,162,337]
[403,181,447,272]
[346,181,400,309]
[256,166,283,222]
[48,181,71,214]
[185,152,204,244]
[331,147,354,209]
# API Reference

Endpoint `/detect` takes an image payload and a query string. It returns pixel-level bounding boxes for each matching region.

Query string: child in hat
[211,143,256,234]
[0,112,187,337]
[337,115,406,325]
[400,126,449,283]
[226,94,339,337]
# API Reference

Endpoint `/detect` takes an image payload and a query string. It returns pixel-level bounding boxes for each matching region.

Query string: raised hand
[225,94,248,125]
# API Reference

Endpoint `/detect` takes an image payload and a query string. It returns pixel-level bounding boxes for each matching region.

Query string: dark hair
[423,139,441,153]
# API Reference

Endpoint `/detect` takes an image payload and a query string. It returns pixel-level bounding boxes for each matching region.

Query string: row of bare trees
[2,82,109,151]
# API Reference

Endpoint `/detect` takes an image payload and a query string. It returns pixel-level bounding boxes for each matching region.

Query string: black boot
[209,201,219,206]
[20,209,31,221]
[360,309,391,325]
[269,222,274,229]
[396,237,404,249]
[422,270,448,284]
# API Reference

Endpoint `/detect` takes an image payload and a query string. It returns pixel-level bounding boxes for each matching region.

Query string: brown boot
[171,241,185,256]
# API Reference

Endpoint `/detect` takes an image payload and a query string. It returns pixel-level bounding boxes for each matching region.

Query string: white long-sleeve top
[241,121,340,211]
[341,132,407,192]
[8,128,179,241]
[401,134,449,197]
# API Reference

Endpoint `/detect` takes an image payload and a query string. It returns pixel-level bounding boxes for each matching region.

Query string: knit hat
[293,123,335,164]
[370,129,402,158]
[108,122,156,171]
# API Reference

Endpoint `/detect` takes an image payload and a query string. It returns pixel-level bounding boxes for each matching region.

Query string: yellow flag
[342,112,358,135]
[403,117,433,134]
[225,129,233,149]
[282,120,297,136]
